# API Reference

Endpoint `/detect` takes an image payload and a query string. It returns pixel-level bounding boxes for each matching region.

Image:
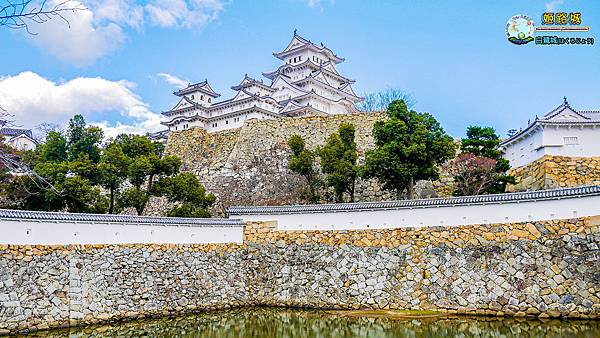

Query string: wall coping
[0,209,244,227]
[228,185,600,215]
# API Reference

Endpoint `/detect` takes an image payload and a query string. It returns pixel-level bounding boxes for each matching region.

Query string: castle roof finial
[564,96,569,106]
[293,29,297,36]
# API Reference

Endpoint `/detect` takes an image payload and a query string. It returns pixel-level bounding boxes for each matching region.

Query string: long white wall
[0,219,243,245]
[234,194,600,231]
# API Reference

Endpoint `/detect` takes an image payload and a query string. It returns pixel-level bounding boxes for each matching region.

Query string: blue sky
[0,0,598,137]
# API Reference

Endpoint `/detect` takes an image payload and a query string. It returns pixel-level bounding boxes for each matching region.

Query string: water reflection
[22,308,600,338]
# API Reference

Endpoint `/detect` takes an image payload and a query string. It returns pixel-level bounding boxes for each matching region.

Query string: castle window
[191,95,194,100]
[226,120,229,125]
[564,136,579,145]
[208,98,212,103]
[201,95,204,100]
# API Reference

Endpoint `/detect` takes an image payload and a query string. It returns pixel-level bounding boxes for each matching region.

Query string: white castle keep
[162,31,363,133]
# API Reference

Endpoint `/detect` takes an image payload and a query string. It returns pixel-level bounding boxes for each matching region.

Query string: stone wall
[2,216,599,334]
[0,243,247,335]
[507,155,600,192]
[164,113,447,209]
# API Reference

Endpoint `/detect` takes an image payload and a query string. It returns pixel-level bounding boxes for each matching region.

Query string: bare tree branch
[0,104,16,127]
[35,122,62,142]
[0,148,63,195]
[356,88,415,113]
[0,0,85,35]
[0,106,62,195]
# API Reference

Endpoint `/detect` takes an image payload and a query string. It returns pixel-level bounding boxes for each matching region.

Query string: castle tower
[162,31,362,132]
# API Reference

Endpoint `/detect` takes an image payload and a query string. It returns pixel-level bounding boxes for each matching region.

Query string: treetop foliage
[364,100,456,199]
[287,134,321,203]
[461,126,502,159]
[0,114,214,218]
[318,122,359,203]
[454,125,515,195]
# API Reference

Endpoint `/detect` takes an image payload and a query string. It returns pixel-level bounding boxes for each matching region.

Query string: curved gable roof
[273,32,344,64]
[500,99,600,147]
[271,75,310,95]
[174,80,220,98]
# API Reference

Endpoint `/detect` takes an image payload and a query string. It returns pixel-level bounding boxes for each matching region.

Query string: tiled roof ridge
[1,127,33,138]
[228,185,600,215]
[0,209,244,227]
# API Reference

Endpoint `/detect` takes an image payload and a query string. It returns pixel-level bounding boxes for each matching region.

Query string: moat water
[20,308,600,338]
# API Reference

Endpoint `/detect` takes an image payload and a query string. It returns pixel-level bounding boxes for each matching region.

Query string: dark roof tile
[0,209,244,227]
[227,186,600,215]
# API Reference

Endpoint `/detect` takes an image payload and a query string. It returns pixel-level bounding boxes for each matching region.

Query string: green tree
[363,100,456,199]
[115,134,182,215]
[40,131,67,162]
[2,115,108,213]
[67,115,103,163]
[61,176,109,213]
[319,123,359,203]
[18,158,108,213]
[287,134,321,203]
[99,141,131,213]
[155,173,216,217]
[1,114,216,218]
[460,126,515,194]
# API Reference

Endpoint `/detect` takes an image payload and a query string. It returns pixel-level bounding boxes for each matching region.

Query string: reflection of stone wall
[507,156,600,192]
[23,308,600,337]
[164,113,453,208]
[2,216,599,334]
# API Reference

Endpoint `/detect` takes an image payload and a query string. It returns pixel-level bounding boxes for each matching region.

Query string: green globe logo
[506,14,535,45]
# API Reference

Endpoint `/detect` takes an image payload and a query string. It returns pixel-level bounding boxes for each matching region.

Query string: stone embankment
[163,113,446,209]
[2,216,600,334]
[508,155,600,192]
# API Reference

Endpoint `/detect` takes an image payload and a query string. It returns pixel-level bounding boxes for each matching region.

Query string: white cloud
[305,0,334,11]
[27,0,126,67]
[145,0,224,29]
[157,73,189,89]
[24,0,226,65]
[545,0,564,12]
[89,0,145,29]
[307,0,320,8]
[0,71,163,138]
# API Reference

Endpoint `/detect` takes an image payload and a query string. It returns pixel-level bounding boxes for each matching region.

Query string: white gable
[312,72,331,85]
[172,97,190,110]
[280,101,304,113]
[322,62,338,74]
[6,134,37,151]
[271,76,307,96]
[548,108,588,121]
[232,90,251,101]
[282,36,308,53]
[340,83,358,96]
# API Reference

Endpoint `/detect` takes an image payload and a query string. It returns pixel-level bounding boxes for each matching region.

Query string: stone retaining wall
[2,216,600,334]
[507,155,600,192]
[162,113,448,210]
